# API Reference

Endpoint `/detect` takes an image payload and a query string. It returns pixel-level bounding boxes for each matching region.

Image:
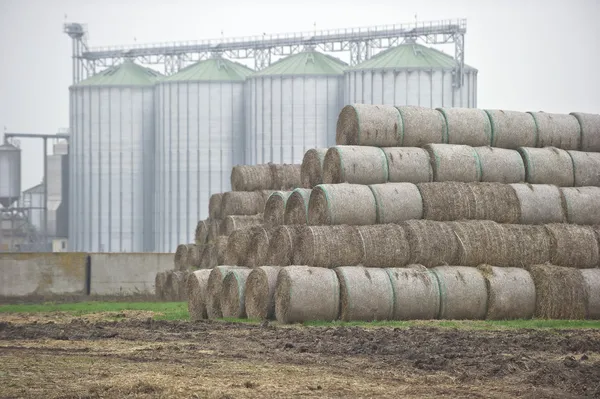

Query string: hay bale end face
[206,266,247,319]
[209,193,223,219]
[223,226,264,267]
[245,266,282,320]
[336,104,402,146]
[474,147,525,183]
[571,112,600,152]
[186,270,212,321]
[294,225,364,268]
[402,220,460,267]
[529,264,587,319]
[358,225,410,268]
[519,147,574,187]
[397,106,447,147]
[174,244,189,271]
[264,191,291,228]
[438,107,492,147]
[432,266,488,320]
[370,183,423,224]
[221,191,266,218]
[301,148,328,189]
[275,266,340,324]
[335,267,394,322]
[478,265,535,320]
[385,267,440,320]
[530,112,581,150]
[284,188,312,225]
[511,184,565,224]
[425,144,482,183]
[545,224,599,269]
[581,269,600,319]
[221,269,253,319]
[383,147,433,184]
[231,164,273,192]
[266,226,301,266]
[561,187,600,225]
[245,227,271,268]
[486,109,537,149]
[171,271,188,302]
[195,220,209,245]
[207,219,222,243]
[322,146,388,185]
[154,271,168,301]
[308,184,376,226]
[567,151,600,187]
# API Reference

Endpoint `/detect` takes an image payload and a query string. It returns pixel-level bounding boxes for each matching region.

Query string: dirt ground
[1,312,600,398]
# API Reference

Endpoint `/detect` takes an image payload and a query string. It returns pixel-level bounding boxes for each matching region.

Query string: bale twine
[322,146,388,185]
[284,189,312,225]
[195,219,209,245]
[154,271,168,301]
[486,110,537,149]
[207,219,222,242]
[567,150,600,187]
[528,264,587,319]
[529,112,581,150]
[270,163,301,190]
[571,112,600,152]
[221,268,253,318]
[425,144,482,183]
[511,184,565,224]
[336,104,402,146]
[209,193,223,219]
[437,107,492,147]
[222,226,263,267]
[231,164,273,192]
[275,266,340,323]
[266,226,301,266]
[432,266,488,320]
[245,227,271,268]
[206,266,247,319]
[220,214,263,236]
[335,267,394,322]
[382,147,433,183]
[518,147,574,186]
[221,191,266,218]
[385,267,440,320]
[357,225,410,268]
[245,266,282,320]
[186,269,212,321]
[474,147,526,183]
[295,225,365,268]
[301,148,328,188]
[561,187,600,225]
[308,184,376,226]
[264,191,291,228]
[370,183,423,224]
[477,265,536,320]
[396,106,447,147]
[402,220,460,267]
[581,269,600,319]
[545,224,599,269]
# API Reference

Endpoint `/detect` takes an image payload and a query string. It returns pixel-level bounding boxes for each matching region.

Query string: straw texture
[474,147,526,183]
[357,225,411,268]
[545,224,599,269]
[221,191,267,218]
[209,193,223,219]
[402,220,460,267]
[221,268,253,318]
[571,112,600,152]
[245,266,282,320]
[208,219,222,242]
[223,226,264,267]
[195,220,209,245]
[231,164,273,191]
[284,188,312,225]
[425,144,482,182]
[433,266,488,320]
[308,184,376,226]
[385,267,440,320]
[530,112,581,150]
[245,226,271,268]
[478,265,536,320]
[294,225,364,268]
[529,264,587,319]
[154,271,168,301]
[511,184,565,224]
[370,183,423,224]
[220,214,263,236]
[438,107,492,146]
[336,104,402,146]
[270,163,302,190]
[186,270,212,321]
[487,110,537,149]
[335,267,394,322]
[581,269,600,319]
[206,266,247,319]
[519,147,575,186]
[266,226,301,266]
[382,147,433,183]
[567,150,600,187]
[264,191,291,228]
[322,146,388,185]
[561,187,600,225]
[301,148,328,188]
[397,106,447,147]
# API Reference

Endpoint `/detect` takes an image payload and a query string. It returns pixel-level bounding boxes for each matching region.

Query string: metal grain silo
[154,57,252,252]
[69,61,160,252]
[345,43,477,108]
[246,51,346,165]
[0,141,21,208]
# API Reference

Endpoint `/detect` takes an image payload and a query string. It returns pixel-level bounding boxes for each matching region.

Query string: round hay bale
[266,226,301,266]
[561,187,600,225]
[308,184,376,226]
[222,226,263,267]
[396,106,447,147]
[529,112,581,150]
[567,151,600,187]
[385,267,440,320]
[357,225,410,268]
[214,236,228,266]
[174,244,190,271]
[437,107,492,147]
[275,266,340,323]
[477,265,536,320]
[171,271,188,302]
[221,191,266,218]
[529,264,587,319]
[511,183,565,224]
[335,266,394,322]
[370,183,423,224]
[383,147,433,184]
[474,147,526,183]
[432,266,488,320]
[322,146,388,185]
[245,266,282,320]
[519,147,574,186]
[486,110,537,149]
[402,220,460,267]
[284,188,312,225]
[209,193,223,220]
[207,219,222,242]
[545,224,599,269]
[301,148,328,188]
[199,244,215,269]
[270,163,301,190]
[294,225,364,268]
[206,266,247,319]
[163,270,175,301]
[245,227,271,268]
[231,164,273,191]
[581,269,600,319]
[264,191,291,228]
[571,112,600,152]
[187,244,204,269]
[195,220,209,245]
[154,271,168,301]
[220,214,263,236]
[336,104,402,146]
[425,144,482,183]
[221,268,253,318]
[186,270,212,321]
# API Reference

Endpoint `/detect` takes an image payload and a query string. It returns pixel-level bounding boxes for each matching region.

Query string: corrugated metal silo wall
[154,81,245,253]
[68,85,155,252]
[246,75,343,165]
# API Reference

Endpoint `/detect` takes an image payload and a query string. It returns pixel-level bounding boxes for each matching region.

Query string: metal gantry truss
[64,18,467,86]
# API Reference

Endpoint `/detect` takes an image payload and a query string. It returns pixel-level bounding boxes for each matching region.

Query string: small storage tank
[246,50,346,164]
[345,42,477,108]
[154,57,252,252]
[69,61,161,252]
[0,141,21,208]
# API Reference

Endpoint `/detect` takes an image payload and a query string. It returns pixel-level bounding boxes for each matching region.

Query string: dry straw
[370,183,423,224]
[528,264,587,319]
[206,266,247,319]
[385,266,440,320]
[264,191,291,228]
[266,226,301,266]
[284,188,312,225]
[220,214,263,236]
[187,244,204,269]
[474,147,525,183]
[174,244,190,271]
[231,164,273,192]
[581,269,600,319]
[425,144,482,183]
[322,146,388,185]
[530,112,581,150]
[221,191,267,218]
[207,219,222,242]
[270,163,301,190]
[154,271,168,301]
[486,109,537,149]
[336,104,402,146]
[477,265,536,320]
[571,112,600,152]
[567,150,600,187]
[245,227,271,268]
[357,225,410,268]
[294,225,364,268]
[545,224,599,269]
[432,266,488,320]
[308,184,376,226]
[209,193,223,219]
[335,267,394,322]
[223,226,264,266]
[511,183,565,224]
[221,268,253,318]
[301,148,328,188]
[186,270,212,321]
[437,107,492,147]
[275,266,340,324]
[383,147,433,183]
[169,271,188,302]
[245,266,282,320]
[396,106,447,147]
[519,147,575,186]
[195,219,209,245]
[561,187,600,225]
[402,220,460,267]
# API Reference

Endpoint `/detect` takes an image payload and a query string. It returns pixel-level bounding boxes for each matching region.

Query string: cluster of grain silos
[69,42,478,253]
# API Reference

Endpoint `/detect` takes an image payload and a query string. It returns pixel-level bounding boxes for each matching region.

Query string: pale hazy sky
[0,0,599,191]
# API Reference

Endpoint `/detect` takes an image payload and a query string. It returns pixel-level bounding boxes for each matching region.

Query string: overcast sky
[0,0,598,191]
